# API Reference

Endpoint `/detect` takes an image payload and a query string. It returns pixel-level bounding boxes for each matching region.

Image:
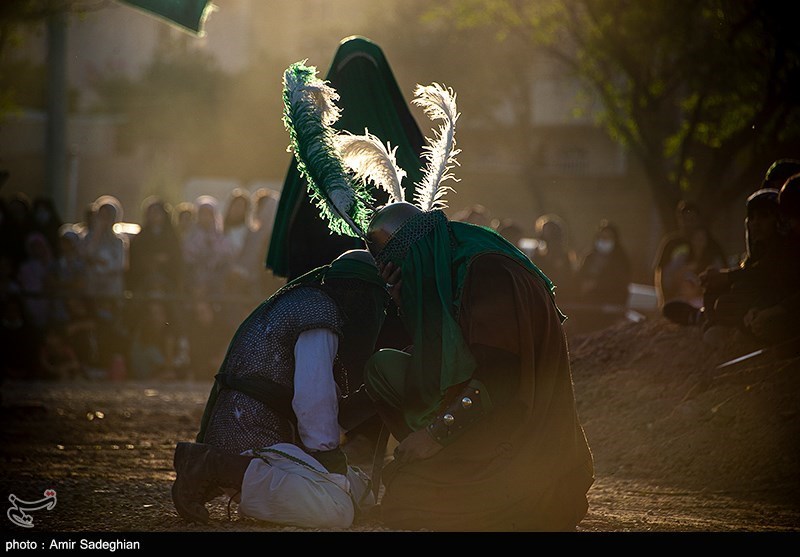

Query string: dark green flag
[116,0,214,35]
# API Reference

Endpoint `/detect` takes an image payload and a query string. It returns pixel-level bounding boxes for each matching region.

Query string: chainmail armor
[203,286,344,455]
[375,210,448,265]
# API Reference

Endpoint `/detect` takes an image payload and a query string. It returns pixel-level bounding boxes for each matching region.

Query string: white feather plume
[336,129,406,204]
[294,80,342,128]
[412,82,461,211]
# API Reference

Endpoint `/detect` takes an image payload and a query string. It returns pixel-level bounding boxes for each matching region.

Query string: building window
[554,146,588,175]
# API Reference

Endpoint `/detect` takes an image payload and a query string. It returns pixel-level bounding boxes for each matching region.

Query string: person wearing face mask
[569,220,632,334]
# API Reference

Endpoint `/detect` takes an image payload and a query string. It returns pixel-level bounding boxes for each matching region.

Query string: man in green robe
[277,56,595,532]
[363,203,596,531]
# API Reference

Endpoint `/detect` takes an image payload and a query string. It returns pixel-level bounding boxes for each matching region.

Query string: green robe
[376,252,594,531]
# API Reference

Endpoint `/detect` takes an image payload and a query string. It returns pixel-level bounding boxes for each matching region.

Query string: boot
[172,442,253,523]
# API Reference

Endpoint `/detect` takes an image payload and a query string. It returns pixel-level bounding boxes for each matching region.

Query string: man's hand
[379,261,403,308]
[393,428,442,466]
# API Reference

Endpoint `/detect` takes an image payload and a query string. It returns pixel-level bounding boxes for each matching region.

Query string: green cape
[383,212,560,430]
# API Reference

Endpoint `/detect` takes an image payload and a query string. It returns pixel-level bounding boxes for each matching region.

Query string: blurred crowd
[0,187,282,382]
[656,160,800,351]
[3,158,798,383]
[452,204,634,335]
[453,158,800,346]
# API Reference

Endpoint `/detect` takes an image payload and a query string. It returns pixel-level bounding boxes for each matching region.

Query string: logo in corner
[7,489,57,528]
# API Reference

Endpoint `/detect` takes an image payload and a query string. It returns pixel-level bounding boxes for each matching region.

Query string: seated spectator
[570,220,632,333]
[529,213,578,303]
[127,196,182,296]
[222,189,254,289]
[17,232,58,331]
[79,196,129,374]
[664,176,799,352]
[93,296,130,377]
[50,227,87,327]
[174,201,197,243]
[129,299,182,381]
[240,188,283,298]
[740,173,800,349]
[222,189,258,325]
[30,196,63,260]
[62,296,100,374]
[691,189,783,332]
[663,160,800,336]
[54,227,87,297]
[182,196,232,299]
[38,325,82,380]
[81,195,128,300]
[654,200,726,309]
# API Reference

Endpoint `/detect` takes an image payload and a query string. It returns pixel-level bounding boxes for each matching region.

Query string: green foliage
[0,1,79,116]
[429,0,800,223]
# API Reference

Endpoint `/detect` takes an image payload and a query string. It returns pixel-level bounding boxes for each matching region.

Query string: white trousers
[238,443,374,529]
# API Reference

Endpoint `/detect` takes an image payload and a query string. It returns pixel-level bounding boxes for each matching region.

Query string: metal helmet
[365,202,424,258]
[333,248,378,266]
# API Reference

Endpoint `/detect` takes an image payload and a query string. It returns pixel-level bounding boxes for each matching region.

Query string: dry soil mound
[569,317,800,506]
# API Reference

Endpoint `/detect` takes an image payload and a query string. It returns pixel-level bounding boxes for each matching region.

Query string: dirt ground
[1,315,798,535]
